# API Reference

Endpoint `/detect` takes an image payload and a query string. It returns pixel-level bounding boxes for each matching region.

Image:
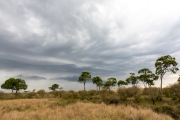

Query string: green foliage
[102,95,120,105]
[126,73,139,86]
[1,78,28,93]
[49,84,63,91]
[125,86,141,97]
[143,87,159,105]
[154,104,180,119]
[117,87,128,101]
[37,89,45,94]
[155,55,179,98]
[117,80,127,87]
[138,68,158,88]
[163,87,171,98]
[92,76,103,91]
[169,82,180,101]
[26,92,36,98]
[78,72,91,91]
[104,77,117,92]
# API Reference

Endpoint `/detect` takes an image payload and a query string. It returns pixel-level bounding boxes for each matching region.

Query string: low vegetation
[0,99,172,120]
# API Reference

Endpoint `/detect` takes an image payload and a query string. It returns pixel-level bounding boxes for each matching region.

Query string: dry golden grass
[0,99,172,120]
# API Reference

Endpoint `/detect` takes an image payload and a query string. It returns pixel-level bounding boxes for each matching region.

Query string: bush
[102,95,120,105]
[26,92,36,98]
[126,86,140,97]
[163,87,171,98]
[117,88,128,101]
[118,87,141,102]
[143,87,159,104]
[87,90,97,96]
[37,89,46,98]
[154,104,180,119]
[0,91,4,99]
[50,91,64,97]
[61,92,74,99]
[37,89,45,94]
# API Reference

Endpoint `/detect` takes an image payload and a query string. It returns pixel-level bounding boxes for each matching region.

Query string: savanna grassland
[0,98,173,120]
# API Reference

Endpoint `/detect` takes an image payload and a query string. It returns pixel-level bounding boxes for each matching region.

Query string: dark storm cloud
[15,74,47,80]
[0,58,114,76]
[50,76,79,82]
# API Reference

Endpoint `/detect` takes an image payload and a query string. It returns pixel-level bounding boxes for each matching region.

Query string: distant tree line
[1,55,179,99]
[77,55,179,99]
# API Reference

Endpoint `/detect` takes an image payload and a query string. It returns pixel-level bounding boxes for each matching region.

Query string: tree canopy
[138,68,158,88]
[92,76,103,91]
[126,73,139,86]
[1,78,28,93]
[49,84,62,91]
[78,72,91,91]
[117,80,127,87]
[155,55,179,98]
[104,77,117,92]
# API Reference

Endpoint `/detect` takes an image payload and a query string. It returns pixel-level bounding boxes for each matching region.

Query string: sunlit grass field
[0,99,172,120]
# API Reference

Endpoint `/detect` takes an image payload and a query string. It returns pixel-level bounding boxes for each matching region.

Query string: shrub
[154,104,180,119]
[37,89,46,98]
[102,95,120,105]
[26,92,36,98]
[87,90,97,96]
[0,91,4,99]
[144,87,160,104]
[37,89,45,94]
[126,86,140,97]
[61,92,74,99]
[163,87,171,98]
[50,90,64,97]
[117,87,128,101]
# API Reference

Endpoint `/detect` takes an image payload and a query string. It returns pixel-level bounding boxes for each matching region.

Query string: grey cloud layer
[0,0,180,90]
[15,74,47,80]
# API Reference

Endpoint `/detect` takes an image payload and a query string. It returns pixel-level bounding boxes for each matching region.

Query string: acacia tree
[1,78,28,93]
[104,77,117,92]
[126,73,139,86]
[78,72,91,91]
[155,55,179,99]
[117,80,127,87]
[138,68,158,88]
[49,84,63,91]
[92,76,103,91]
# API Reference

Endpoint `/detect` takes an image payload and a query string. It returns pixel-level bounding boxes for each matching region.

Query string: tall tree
[97,80,103,91]
[92,76,103,91]
[126,73,139,86]
[1,78,28,93]
[117,80,127,87]
[155,55,179,99]
[138,68,158,88]
[78,72,91,91]
[104,77,117,92]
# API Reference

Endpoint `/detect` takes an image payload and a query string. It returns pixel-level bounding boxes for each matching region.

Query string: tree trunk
[84,82,85,91]
[96,85,98,92]
[160,75,163,100]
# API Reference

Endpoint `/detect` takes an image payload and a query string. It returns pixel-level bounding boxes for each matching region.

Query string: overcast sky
[0,0,180,92]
